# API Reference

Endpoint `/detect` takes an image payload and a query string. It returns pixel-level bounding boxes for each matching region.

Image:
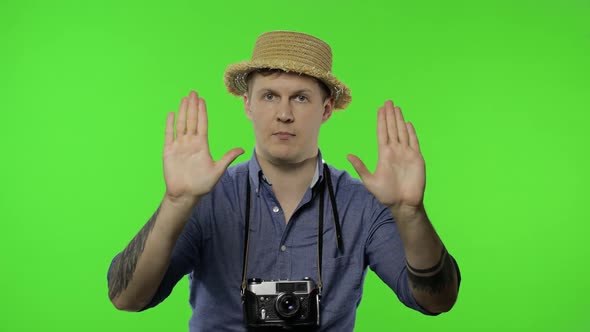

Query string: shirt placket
[261,183,292,280]
[260,174,320,282]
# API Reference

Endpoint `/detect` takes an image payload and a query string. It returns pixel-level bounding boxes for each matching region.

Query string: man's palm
[347,101,426,210]
[163,91,243,201]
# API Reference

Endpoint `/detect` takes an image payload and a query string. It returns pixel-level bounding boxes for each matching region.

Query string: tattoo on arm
[406,247,455,295]
[108,206,161,300]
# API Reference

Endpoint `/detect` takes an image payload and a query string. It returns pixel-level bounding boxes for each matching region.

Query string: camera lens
[275,293,300,319]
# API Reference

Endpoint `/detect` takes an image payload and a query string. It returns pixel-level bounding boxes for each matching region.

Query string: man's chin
[268,152,299,164]
[263,147,309,165]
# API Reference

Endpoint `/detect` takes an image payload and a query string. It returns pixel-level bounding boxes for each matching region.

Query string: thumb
[217,148,245,171]
[347,154,371,182]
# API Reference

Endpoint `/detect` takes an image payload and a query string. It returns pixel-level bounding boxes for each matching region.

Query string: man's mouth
[273,132,295,139]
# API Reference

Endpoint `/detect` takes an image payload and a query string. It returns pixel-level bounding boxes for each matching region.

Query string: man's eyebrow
[292,89,313,95]
[255,88,314,95]
[255,88,277,95]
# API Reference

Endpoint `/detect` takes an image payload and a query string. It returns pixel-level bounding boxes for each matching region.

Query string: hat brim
[224,59,351,110]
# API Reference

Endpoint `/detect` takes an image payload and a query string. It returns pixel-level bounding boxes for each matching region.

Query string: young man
[107,31,460,331]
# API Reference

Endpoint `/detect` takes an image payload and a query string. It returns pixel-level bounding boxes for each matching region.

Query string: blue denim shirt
[108,150,453,331]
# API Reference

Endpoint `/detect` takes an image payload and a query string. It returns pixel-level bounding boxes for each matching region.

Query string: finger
[385,100,398,144]
[395,105,409,145]
[177,96,188,136]
[377,106,387,147]
[346,154,371,183]
[407,122,421,153]
[186,91,199,134]
[216,148,245,172]
[197,97,208,139]
[165,112,175,145]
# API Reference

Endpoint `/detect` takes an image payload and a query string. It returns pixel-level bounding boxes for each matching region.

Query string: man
[107,31,461,331]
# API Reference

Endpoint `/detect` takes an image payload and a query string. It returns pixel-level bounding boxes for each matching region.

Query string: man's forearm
[107,194,197,311]
[390,205,459,313]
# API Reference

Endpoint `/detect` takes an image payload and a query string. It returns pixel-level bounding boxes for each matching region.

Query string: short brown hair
[245,68,332,102]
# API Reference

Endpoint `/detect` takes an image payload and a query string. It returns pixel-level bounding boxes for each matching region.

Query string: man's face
[244,71,334,165]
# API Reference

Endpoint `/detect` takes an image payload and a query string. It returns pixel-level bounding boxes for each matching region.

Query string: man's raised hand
[163,91,244,204]
[347,100,426,211]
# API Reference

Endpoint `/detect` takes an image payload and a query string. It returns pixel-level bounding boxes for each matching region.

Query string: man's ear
[243,94,253,121]
[321,97,335,123]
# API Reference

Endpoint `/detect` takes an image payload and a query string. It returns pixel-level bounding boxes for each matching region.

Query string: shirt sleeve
[106,205,204,311]
[363,198,443,316]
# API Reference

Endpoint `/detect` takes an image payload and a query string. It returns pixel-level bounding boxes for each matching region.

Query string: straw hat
[224,31,351,110]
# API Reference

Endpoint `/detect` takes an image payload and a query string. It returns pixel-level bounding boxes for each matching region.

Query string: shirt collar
[247,149,325,194]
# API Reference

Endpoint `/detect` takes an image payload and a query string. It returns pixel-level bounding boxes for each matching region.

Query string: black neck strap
[317,176,325,291]
[241,173,252,297]
[240,163,342,299]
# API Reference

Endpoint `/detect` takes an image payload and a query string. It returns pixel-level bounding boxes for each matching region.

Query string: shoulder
[326,164,372,202]
[327,164,392,220]
[193,160,249,211]
[221,160,249,185]
[190,161,249,232]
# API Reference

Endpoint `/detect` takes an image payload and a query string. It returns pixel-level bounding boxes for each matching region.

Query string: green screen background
[1,0,589,331]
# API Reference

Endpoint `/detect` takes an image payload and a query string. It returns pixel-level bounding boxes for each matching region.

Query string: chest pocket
[320,254,363,314]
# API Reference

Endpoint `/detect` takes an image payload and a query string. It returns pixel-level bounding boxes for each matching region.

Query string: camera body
[243,278,319,328]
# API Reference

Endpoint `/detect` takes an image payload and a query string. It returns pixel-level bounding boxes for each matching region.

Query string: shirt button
[280,245,287,252]
[272,206,280,213]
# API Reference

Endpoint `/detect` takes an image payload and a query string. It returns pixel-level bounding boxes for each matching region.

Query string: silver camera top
[247,278,316,296]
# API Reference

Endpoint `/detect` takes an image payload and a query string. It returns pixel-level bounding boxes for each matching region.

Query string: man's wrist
[389,203,427,225]
[152,193,200,240]
[163,192,200,209]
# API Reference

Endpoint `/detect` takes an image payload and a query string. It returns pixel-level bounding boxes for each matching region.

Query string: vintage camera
[243,277,320,328]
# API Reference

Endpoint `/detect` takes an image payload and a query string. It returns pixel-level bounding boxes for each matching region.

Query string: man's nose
[276,100,294,122]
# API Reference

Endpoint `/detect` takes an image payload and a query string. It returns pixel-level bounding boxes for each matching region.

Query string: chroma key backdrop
[1,0,589,331]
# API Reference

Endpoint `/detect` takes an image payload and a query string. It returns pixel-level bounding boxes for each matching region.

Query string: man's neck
[255,151,318,201]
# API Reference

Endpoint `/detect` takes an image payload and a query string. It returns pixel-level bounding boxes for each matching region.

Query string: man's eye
[295,95,308,102]
[264,93,274,100]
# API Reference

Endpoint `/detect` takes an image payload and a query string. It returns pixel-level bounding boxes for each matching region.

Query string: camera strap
[241,171,253,299]
[241,162,342,300]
